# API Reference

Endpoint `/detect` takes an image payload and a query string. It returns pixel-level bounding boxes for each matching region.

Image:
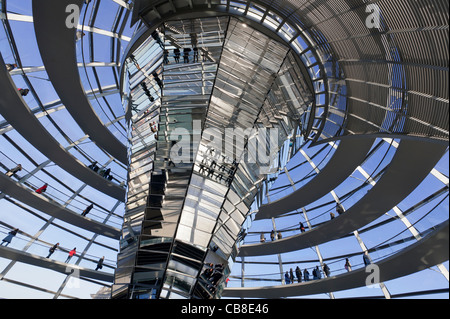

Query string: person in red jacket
[65,247,76,263]
[35,183,48,194]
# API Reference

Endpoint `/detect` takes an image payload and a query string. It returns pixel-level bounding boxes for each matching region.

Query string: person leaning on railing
[5,164,22,177]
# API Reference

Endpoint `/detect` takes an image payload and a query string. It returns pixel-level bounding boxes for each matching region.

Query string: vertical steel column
[353,162,394,299]
[265,182,285,285]
[284,166,334,297]
[312,240,335,299]
[300,206,334,299]
[352,228,391,299]
[241,256,245,288]
[271,217,285,285]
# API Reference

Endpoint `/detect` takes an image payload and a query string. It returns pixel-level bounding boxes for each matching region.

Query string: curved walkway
[256,138,376,220]
[239,139,448,257]
[0,173,121,239]
[223,220,449,298]
[32,0,128,165]
[0,54,125,202]
[0,245,114,283]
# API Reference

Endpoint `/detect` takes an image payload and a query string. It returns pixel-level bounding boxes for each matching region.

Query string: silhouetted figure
[81,203,94,217]
[323,263,331,277]
[193,47,199,62]
[88,161,99,172]
[151,30,164,49]
[46,243,59,258]
[164,50,170,64]
[183,48,191,63]
[1,228,18,247]
[303,268,310,281]
[315,266,322,279]
[174,48,181,63]
[6,164,22,177]
[104,168,111,178]
[295,266,302,283]
[95,256,105,271]
[260,233,266,243]
[363,251,371,266]
[18,88,29,96]
[299,222,306,233]
[6,63,17,72]
[153,71,163,89]
[270,230,275,241]
[284,271,291,284]
[345,258,352,272]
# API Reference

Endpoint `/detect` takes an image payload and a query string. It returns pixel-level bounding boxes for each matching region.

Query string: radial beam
[32,0,128,165]
[255,138,375,220]
[224,220,449,298]
[0,54,126,201]
[239,139,448,256]
[0,172,121,239]
[0,245,113,283]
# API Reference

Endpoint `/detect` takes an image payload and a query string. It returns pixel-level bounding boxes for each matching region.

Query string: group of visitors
[260,229,284,243]
[198,158,236,186]
[202,263,224,285]
[150,121,158,133]
[46,245,105,270]
[171,47,200,64]
[48,244,105,270]
[1,228,105,271]
[283,253,373,285]
[344,253,372,272]
[6,164,97,218]
[165,46,207,65]
[284,263,331,284]
[331,205,345,220]
[88,161,114,181]
[201,263,225,294]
